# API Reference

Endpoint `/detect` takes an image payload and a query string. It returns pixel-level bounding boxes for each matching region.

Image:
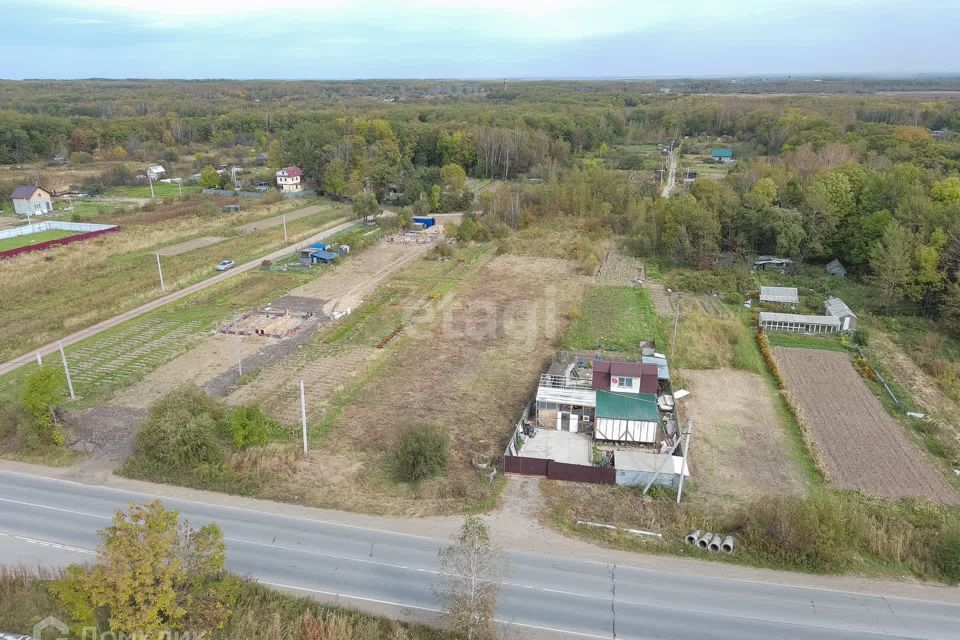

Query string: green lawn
[766,331,849,351]
[55,200,128,220]
[561,285,664,354]
[106,183,202,198]
[0,230,77,252]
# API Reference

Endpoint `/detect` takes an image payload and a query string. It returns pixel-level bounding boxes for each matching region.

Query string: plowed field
[773,347,958,504]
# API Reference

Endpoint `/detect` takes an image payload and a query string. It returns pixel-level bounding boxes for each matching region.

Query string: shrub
[852,327,870,346]
[392,425,449,482]
[21,365,67,445]
[134,385,229,469]
[230,404,282,450]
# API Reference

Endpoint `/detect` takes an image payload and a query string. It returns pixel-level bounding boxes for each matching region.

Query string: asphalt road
[0,215,354,377]
[1,471,958,639]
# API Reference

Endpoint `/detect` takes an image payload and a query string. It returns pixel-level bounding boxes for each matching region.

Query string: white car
[215,259,236,271]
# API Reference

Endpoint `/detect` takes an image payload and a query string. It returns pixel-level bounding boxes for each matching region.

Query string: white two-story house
[276,166,304,192]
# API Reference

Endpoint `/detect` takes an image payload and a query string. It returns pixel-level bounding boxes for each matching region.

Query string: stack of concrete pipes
[685,530,734,554]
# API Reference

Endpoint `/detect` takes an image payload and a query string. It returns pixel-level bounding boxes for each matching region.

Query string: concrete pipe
[722,536,735,554]
[685,530,702,545]
[708,534,723,552]
[697,533,713,549]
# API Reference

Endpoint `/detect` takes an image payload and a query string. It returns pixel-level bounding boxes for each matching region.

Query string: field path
[0,214,353,377]
[774,347,958,504]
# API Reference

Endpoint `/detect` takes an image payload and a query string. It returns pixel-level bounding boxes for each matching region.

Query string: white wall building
[11,185,52,217]
[276,166,304,192]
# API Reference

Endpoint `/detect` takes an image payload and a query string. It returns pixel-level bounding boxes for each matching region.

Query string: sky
[1,0,956,79]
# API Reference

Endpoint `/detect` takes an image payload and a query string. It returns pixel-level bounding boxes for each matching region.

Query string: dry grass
[278,254,591,515]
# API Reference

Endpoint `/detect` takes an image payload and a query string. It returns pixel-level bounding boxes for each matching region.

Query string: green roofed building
[594,391,660,443]
[711,147,733,162]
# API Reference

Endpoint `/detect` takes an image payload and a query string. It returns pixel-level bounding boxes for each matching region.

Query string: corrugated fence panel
[503,456,548,476]
[547,461,616,484]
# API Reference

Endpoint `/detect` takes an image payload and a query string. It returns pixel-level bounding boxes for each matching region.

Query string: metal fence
[503,455,615,485]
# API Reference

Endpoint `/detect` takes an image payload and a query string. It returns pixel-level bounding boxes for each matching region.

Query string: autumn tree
[51,500,233,637]
[20,364,67,446]
[435,517,508,640]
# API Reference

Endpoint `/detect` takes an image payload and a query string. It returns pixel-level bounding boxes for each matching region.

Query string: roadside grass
[0,568,452,640]
[561,285,664,354]
[875,314,960,406]
[54,200,128,220]
[542,481,960,582]
[0,230,78,252]
[0,204,348,362]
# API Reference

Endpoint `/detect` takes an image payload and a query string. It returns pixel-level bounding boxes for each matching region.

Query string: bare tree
[435,517,508,640]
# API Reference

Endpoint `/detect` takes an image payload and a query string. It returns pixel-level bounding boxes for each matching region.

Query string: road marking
[0,495,112,520]
[0,531,94,555]
[262,580,615,639]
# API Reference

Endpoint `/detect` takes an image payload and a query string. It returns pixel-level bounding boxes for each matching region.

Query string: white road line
[260,581,614,640]
[0,531,94,555]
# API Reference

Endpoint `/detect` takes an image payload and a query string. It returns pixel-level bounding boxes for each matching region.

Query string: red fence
[503,455,615,485]
[0,226,121,260]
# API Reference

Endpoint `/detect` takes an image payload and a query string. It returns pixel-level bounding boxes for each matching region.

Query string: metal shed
[310,249,339,264]
[595,391,659,443]
[758,311,840,334]
[824,297,857,332]
[614,450,689,488]
[760,286,800,305]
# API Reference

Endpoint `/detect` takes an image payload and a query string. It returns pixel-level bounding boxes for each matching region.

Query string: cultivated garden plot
[773,347,959,504]
[595,251,644,286]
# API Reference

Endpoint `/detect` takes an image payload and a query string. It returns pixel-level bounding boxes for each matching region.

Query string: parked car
[216,259,236,271]
[257,181,270,191]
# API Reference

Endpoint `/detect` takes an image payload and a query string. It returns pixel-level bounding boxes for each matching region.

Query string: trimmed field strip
[233,204,333,234]
[157,236,225,256]
[773,347,958,504]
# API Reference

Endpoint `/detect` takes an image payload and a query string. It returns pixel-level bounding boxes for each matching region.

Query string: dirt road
[0,215,354,377]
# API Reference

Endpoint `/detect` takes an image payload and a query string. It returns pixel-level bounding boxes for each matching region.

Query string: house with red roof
[276,166,303,192]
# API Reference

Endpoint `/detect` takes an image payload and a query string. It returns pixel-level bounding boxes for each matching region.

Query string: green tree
[352,191,380,223]
[868,221,915,311]
[198,165,220,189]
[230,404,279,450]
[322,158,347,195]
[267,139,284,168]
[439,162,467,194]
[931,177,960,203]
[430,184,442,212]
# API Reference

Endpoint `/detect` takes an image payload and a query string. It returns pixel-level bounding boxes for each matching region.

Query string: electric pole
[58,341,75,400]
[156,253,165,292]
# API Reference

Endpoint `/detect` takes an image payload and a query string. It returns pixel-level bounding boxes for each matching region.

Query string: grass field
[0,268,313,406]
[55,200,128,220]
[106,183,202,198]
[0,202,347,362]
[561,285,664,354]
[766,331,849,351]
[0,230,77,252]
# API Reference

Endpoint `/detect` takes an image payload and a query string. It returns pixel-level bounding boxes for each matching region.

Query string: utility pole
[155,253,165,292]
[58,340,75,400]
[300,379,308,454]
[147,173,156,200]
[177,179,182,197]
[670,296,681,363]
[36,352,43,366]
[282,213,288,243]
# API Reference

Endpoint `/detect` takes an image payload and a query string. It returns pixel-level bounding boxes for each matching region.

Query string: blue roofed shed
[711,147,733,162]
[310,249,339,264]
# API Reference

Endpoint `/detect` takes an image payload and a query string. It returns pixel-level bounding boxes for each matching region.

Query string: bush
[230,404,282,450]
[392,425,449,482]
[134,385,229,469]
[852,328,870,346]
[21,365,67,445]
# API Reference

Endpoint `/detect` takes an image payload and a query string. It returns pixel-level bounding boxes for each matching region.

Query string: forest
[3,79,960,334]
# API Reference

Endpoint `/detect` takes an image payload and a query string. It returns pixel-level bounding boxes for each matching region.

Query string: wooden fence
[503,455,615,485]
